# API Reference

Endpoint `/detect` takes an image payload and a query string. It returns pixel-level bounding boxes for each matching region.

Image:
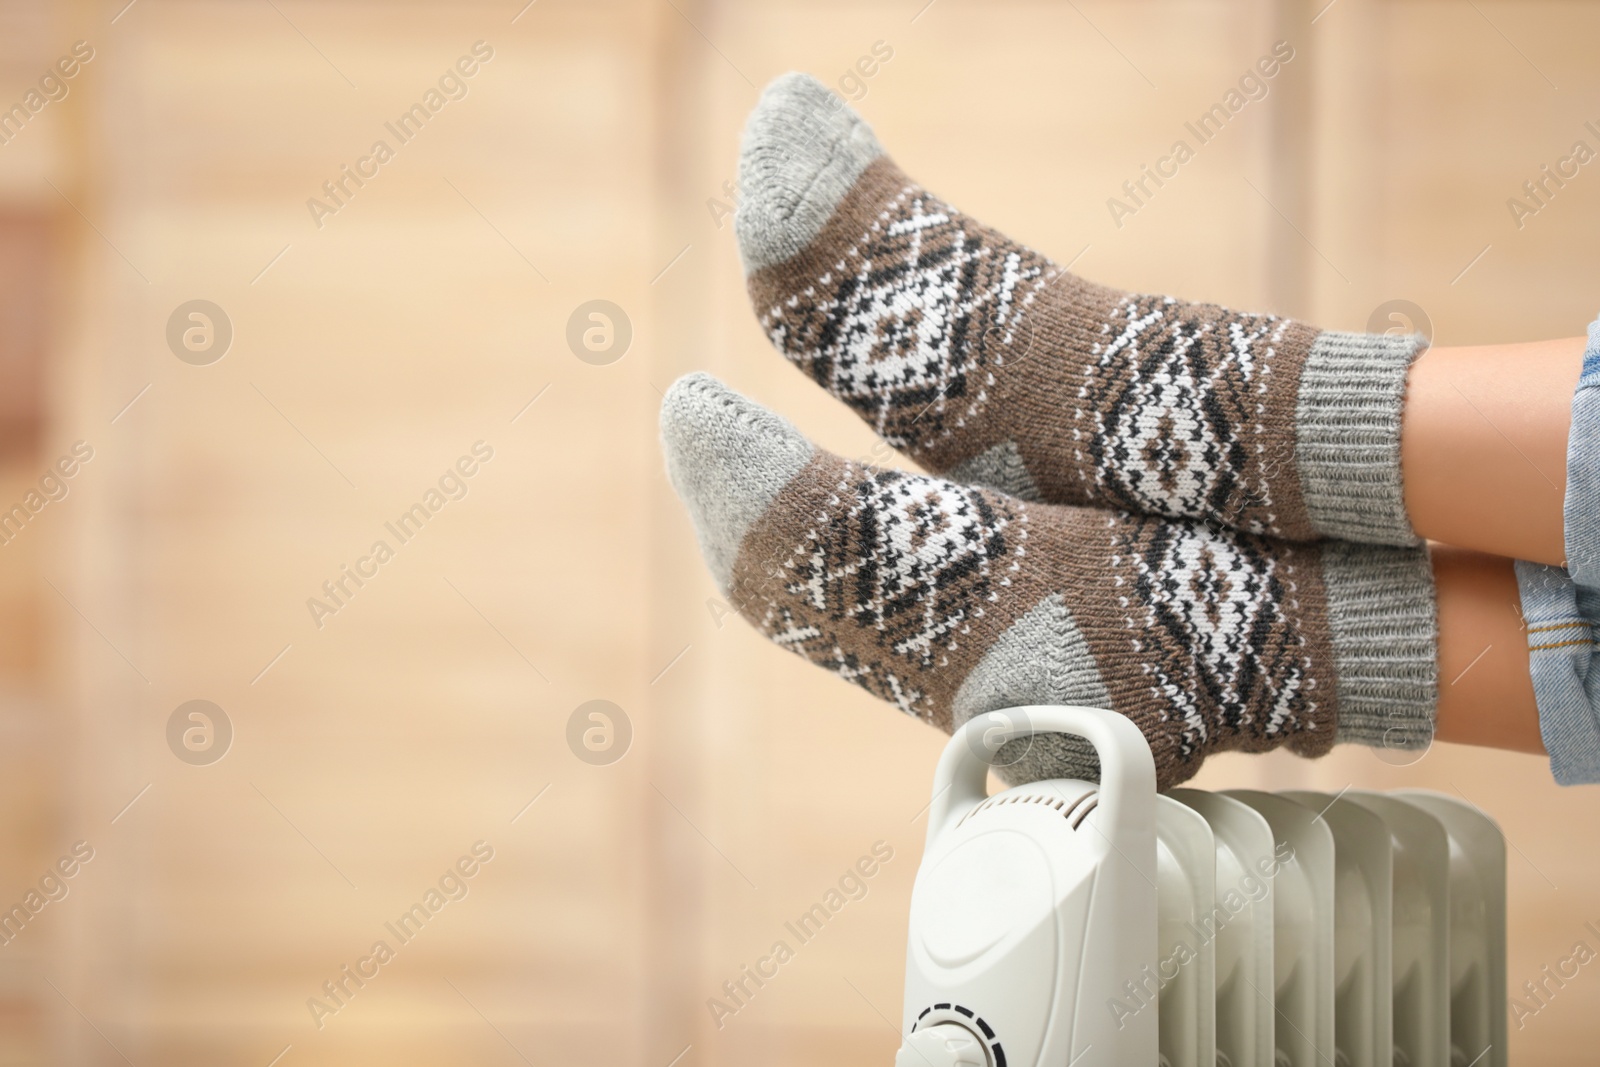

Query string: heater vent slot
[959,789,1097,831]
[1070,798,1097,828]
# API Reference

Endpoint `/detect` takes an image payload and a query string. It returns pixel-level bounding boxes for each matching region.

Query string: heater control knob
[895,1024,990,1067]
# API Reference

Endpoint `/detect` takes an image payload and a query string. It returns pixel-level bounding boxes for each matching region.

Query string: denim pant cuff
[1563,314,1600,586]
[1519,559,1600,785]
[1526,312,1600,783]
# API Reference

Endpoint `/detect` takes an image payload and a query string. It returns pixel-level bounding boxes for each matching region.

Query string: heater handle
[926,706,1157,852]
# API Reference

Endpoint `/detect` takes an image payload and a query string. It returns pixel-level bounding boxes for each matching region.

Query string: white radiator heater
[895,706,1507,1067]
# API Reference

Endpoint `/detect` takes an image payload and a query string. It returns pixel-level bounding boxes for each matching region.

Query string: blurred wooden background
[0,0,1595,1063]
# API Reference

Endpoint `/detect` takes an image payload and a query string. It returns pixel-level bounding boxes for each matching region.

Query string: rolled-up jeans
[1516,314,1600,785]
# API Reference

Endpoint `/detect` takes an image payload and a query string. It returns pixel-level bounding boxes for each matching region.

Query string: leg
[736,72,1586,560]
[661,374,1440,790]
[736,73,1427,547]
[1432,544,1544,754]
[662,376,1563,773]
[1400,337,1583,567]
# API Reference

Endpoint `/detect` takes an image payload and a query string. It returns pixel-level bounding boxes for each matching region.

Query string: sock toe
[735,72,883,274]
[659,372,815,593]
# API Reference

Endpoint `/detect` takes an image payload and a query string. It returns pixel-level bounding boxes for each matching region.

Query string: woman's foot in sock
[735,72,1427,547]
[660,373,1438,789]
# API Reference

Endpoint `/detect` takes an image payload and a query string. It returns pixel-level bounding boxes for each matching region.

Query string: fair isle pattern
[1114,513,1320,763]
[1078,294,1295,537]
[757,181,1050,456]
[739,75,1428,544]
[746,463,1025,724]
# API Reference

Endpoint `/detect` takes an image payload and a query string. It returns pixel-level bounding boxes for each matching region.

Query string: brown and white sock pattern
[661,373,1438,789]
[736,72,1427,547]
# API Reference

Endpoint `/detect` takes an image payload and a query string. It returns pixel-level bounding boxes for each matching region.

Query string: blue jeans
[1516,315,1600,785]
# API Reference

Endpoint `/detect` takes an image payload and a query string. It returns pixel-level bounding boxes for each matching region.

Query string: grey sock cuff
[1325,540,1438,750]
[1295,331,1428,546]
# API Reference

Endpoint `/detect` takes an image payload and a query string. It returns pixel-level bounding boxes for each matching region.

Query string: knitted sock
[661,373,1438,789]
[735,72,1427,546]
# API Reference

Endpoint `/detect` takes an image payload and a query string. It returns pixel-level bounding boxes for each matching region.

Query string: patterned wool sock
[661,373,1438,789]
[735,72,1427,546]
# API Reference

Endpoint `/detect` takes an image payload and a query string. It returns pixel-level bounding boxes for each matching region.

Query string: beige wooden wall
[0,1,1596,1065]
